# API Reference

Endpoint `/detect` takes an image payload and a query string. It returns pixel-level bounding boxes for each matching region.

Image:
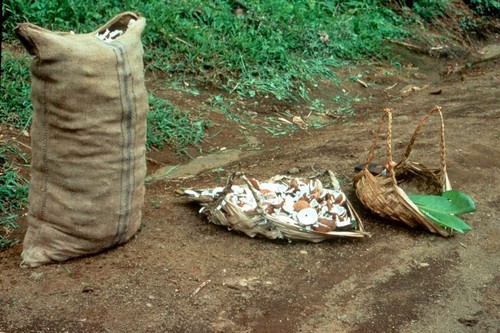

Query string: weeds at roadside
[0,53,32,131]
[0,142,29,249]
[331,89,367,115]
[3,0,495,103]
[147,95,211,154]
[207,94,252,124]
[169,82,202,96]
[466,0,500,16]
[3,0,437,102]
[410,0,448,21]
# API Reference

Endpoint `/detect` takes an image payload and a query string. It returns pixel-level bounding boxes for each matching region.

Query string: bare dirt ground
[1,38,499,332]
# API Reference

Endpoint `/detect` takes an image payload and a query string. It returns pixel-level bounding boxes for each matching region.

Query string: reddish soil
[1,38,499,332]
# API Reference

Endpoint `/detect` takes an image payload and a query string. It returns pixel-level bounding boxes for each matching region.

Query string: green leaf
[419,209,473,234]
[408,190,475,233]
[441,190,476,214]
[408,190,476,215]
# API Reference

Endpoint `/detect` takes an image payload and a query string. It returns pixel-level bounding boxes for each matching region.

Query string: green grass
[466,0,500,16]
[2,0,424,101]
[3,0,494,100]
[0,53,32,130]
[147,95,211,153]
[0,143,29,249]
[410,0,448,21]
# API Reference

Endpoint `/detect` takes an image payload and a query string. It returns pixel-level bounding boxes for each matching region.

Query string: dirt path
[1,48,499,332]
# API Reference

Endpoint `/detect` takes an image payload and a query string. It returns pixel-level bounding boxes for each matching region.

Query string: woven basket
[353,106,452,236]
[184,171,370,242]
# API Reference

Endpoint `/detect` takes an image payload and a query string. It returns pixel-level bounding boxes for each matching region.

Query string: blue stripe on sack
[110,43,135,246]
[118,41,137,199]
[25,79,51,254]
[40,80,50,221]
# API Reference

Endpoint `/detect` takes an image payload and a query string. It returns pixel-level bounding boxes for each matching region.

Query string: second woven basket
[353,106,453,236]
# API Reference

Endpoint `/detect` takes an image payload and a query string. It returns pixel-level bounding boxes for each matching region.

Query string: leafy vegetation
[3,0,428,100]
[0,143,29,249]
[465,0,500,16]
[0,53,32,130]
[410,0,448,20]
[408,190,476,233]
[3,0,495,101]
[147,95,210,153]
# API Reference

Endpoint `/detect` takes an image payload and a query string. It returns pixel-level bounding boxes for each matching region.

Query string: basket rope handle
[401,106,446,171]
[365,109,392,165]
[401,105,451,190]
[364,108,394,171]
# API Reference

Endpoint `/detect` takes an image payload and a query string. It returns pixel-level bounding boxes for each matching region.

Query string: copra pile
[96,18,136,42]
[185,176,355,232]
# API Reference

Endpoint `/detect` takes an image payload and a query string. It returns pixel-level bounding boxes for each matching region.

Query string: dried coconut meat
[96,18,136,42]
[184,172,369,242]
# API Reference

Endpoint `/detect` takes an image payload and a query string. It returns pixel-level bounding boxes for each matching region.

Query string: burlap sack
[15,12,148,267]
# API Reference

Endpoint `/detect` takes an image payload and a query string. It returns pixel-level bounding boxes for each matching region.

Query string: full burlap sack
[15,12,148,267]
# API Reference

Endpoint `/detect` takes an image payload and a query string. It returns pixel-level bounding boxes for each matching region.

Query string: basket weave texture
[353,106,452,236]
[185,171,370,242]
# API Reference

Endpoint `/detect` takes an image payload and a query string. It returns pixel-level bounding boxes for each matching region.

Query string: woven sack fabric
[15,12,148,267]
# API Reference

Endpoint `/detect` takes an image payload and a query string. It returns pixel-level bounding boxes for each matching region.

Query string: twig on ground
[169,34,193,47]
[387,39,427,53]
[146,157,165,166]
[383,83,398,91]
[11,138,31,150]
[357,78,368,88]
[190,279,211,298]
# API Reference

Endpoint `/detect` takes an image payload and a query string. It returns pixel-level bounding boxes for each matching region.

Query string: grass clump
[147,95,211,153]
[0,143,29,249]
[410,0,449,21]
[4,0,495,101]
[0,53,32,130]
[466,0,500,16]
[3,0,414,100]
